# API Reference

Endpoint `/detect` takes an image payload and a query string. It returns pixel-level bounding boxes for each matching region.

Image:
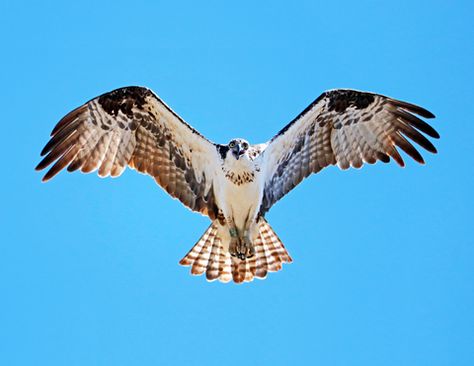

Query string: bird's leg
[228,219,255,260]
[242,228,255,258]
[242,218,256,258]
[235,221,255,259]
[228,220,241,259]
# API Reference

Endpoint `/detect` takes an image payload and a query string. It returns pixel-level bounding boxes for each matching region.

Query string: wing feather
[37,86,220,218]
[260,89,438,213]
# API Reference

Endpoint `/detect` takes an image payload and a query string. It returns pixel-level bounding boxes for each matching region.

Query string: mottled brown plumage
[37,87,219,219]
[260,90,438,214]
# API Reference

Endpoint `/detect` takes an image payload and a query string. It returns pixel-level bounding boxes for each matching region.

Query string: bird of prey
[36,86,439,283]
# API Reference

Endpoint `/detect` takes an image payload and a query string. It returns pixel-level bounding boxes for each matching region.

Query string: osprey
[36,87,439,283]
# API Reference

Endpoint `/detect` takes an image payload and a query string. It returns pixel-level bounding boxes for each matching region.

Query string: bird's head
[227,138,250,161]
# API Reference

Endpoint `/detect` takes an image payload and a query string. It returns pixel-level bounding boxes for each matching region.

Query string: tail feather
[179,218,292,284]
[219,248,233,283]
[254,232,269,279]
[232,258,243,283]
[206,237,227,281]
[259,219,292,270]
[262,232,282,272]
[232,255,257,283]
[205,240,220,280]
[180,222,232,282]
[191,224,216,275]
[178,225,210,266]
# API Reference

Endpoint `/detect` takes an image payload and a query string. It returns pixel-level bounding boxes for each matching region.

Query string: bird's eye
[242,142,249,149]
[229,141,236,148]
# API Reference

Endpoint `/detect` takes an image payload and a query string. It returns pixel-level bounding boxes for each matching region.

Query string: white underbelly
[214,173,263,229]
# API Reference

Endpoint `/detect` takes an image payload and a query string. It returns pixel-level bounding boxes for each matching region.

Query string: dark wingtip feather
[40,140,56,156]
[409,150,425,165]
[387,148,405,167]
[414,120,439,139]
[392,107,440,139]
[377,152,391,163]
[396,158,406,167]
[394,133,425,164]
[42,170,56,182]
[416,108,435,119]
[392,99,435,119]
[67,162,81,172]
[35,156,50,171]
[399,128,438,154]
[424,128,440,139]
[41,118,81,157]
[42,166,62,182]
[51,105,86,136]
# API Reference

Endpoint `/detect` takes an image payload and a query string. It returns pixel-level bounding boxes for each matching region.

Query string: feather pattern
[260,89,438,214]
[180,219,292,284]
[36,86,221,218]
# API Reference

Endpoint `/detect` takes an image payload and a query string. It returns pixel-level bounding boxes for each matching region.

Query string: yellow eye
[242,142,249,149]
[229,141,236,148]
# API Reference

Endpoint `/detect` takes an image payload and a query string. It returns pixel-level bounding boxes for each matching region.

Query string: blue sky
[1,0,473,365]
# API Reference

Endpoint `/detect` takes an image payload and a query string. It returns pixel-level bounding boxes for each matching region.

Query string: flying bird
[36,86,439,283]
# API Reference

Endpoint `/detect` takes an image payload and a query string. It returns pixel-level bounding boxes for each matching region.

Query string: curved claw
[229,234,255,259]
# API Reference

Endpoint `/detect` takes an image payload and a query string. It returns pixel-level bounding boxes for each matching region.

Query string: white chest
[213,158,264,228]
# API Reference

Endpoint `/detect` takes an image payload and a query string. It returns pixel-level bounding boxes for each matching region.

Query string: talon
[244,234,255,258]
[248,245,255,258]
[228,228,255,260]
[229,236,239,258]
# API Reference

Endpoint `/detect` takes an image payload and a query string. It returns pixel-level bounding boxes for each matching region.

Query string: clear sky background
[1,1,473,365]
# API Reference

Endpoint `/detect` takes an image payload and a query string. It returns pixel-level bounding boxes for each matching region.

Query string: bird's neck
[223,156,254,173]
[221,158,257,185]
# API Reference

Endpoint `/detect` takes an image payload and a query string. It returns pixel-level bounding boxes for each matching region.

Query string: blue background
[2,1,473,365]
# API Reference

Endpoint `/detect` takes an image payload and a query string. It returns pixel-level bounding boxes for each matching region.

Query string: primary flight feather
[36,86,438,283]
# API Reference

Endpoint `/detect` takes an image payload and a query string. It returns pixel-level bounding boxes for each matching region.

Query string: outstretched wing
[36,86,220,218]
[260,89,439,214]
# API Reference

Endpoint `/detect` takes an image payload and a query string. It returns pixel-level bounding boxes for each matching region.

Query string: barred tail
[179,218,292,284]
[178,221,233,282]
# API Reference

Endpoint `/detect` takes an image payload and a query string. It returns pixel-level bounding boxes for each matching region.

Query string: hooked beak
[232,146,244,160]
